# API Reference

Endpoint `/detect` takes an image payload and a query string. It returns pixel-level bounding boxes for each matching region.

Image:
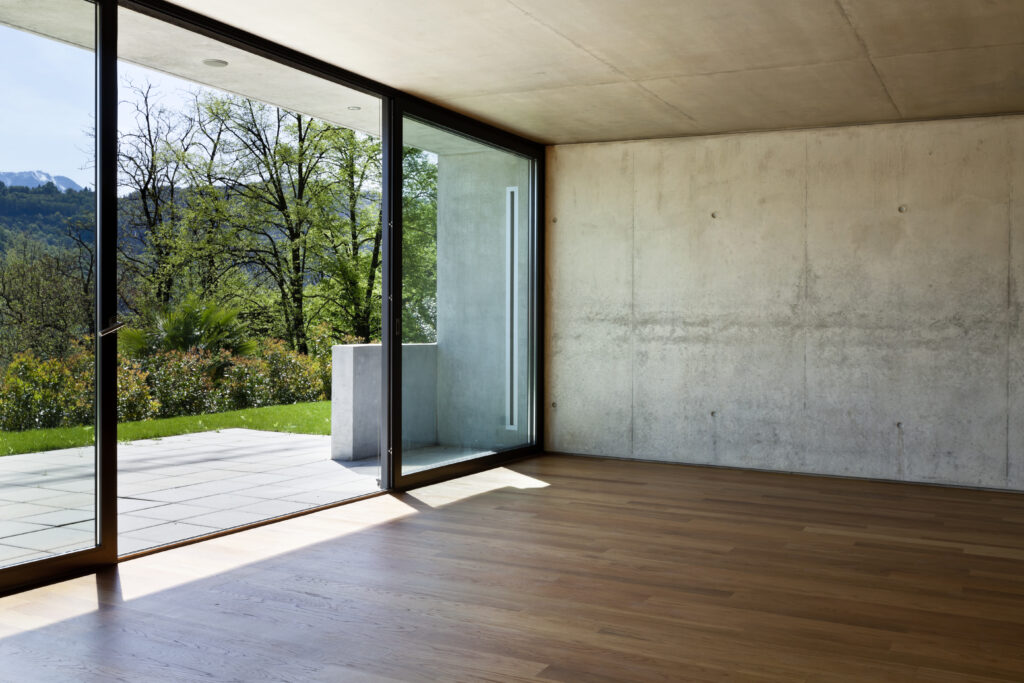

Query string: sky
[0,23,198,190]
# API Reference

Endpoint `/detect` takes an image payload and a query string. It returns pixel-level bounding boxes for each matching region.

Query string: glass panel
[0,0,97,568]
[116,8,383,555]
[401,118,534,475]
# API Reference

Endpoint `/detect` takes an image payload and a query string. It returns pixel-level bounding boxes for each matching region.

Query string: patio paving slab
[4,526,94,552]
[0,503,62,520]
[17,508,94,527]
[118,515,167,533]
[1,428,379,564]
[117,498,164,514]
[132,503,217,522]
[0,428,499,566]
[0,520,48,538]
[183,509,269,529]
[184,493,270,510]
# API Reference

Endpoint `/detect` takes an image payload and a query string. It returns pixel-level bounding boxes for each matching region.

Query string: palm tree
[120,296,257,357]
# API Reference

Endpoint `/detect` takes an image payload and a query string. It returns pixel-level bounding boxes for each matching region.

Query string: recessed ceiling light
[203,58,229,68]
[347,105,361,111]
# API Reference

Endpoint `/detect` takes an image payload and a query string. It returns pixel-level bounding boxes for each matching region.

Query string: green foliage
[305,323,341,396]
[0,350,91,431]
[0,81,438,371]
[221,357,275,410]
[117,356,159,422]
[116,81,191,311]
[304,130,385,344]
[64,350,95,426]
[0,348,165,430]
[0,339,328,431]
[113,84,398,355]
[216,340,329,411]
[212,339,328,413]
[0,234,94,365]
[0,183,95,250]
[401,146,439,343]
[257,339,326,405]
[0,80,440,436]
[137,342,326,418]
[141,350,230,418]
[120,296,257,358]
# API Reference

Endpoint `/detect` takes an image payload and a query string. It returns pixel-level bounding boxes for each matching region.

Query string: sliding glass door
[0,0,101,573]
[113,7,384,555]
[0,0,542,593]
[398,117,536,479]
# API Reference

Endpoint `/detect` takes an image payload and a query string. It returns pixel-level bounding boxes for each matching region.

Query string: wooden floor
[2,455,1024,682]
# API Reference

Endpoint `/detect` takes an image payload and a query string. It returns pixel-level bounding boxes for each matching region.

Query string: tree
[193,94,393,351]
[400,146,439,343]
[201,96,337,353]
[117,80,193,315]
[111,81,397,355]
[307,130,383,343]
[175,93,249,306]
[0,235,94,364]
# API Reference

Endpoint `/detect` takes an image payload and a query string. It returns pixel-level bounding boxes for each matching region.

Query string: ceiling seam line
[636,55,896,82]
[834,0,903,118]
[502,0,699,124]
[871,39,1024,60]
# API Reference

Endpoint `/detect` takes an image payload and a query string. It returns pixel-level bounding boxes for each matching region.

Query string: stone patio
[0,428,379,564]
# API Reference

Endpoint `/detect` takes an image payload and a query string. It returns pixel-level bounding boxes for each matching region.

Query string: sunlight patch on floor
[116,494,417,601]
[406,467,549,508]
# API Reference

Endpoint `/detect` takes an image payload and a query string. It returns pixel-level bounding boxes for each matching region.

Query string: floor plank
[1,455,1024,681]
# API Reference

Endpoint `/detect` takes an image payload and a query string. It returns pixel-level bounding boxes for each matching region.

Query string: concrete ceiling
[165,0,1024,144]
[117,10,383,136]
[15,0,1024,145]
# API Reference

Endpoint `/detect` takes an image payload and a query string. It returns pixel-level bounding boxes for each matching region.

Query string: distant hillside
[0,182,95,249]
[0,171,84,193]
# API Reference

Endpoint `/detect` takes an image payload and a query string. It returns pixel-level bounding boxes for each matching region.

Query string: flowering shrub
[141,350,228,418]
[219,341,327,410]
[221,356,275,410]
[117,356,159,422]
[64,350,96,426]
[317,355,332,398]
[306,324,353,398]
[0,351,87,430]
[259,339,325,405]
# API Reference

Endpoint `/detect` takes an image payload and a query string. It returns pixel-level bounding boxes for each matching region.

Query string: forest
[0,81,438,434]
[0,182,95,249]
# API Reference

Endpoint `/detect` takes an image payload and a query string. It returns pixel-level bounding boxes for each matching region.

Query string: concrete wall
[402,343,440,450]
[546,114,1024,490]
[432,149,532,450]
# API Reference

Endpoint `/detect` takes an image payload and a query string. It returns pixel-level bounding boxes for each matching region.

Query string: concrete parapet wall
[331,343,438,460]
[546,114,1024,490]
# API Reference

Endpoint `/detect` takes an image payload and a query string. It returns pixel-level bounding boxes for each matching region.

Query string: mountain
[0,171,84,193]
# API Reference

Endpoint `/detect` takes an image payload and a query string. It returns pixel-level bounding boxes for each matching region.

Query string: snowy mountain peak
[0,170,84,193]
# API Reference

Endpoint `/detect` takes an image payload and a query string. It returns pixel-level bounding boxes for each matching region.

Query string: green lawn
[0,401,331,456]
